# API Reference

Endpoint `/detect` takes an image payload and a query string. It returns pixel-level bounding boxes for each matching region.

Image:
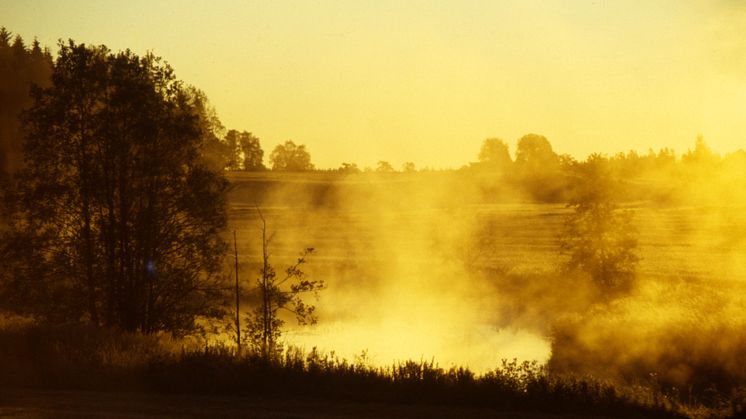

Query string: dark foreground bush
[0,320,687,418]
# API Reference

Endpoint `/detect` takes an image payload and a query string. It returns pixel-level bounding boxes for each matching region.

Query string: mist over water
[228,173,553,372]
[228,164,746,385]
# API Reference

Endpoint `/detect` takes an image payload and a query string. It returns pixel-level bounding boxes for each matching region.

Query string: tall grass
[0,319,692,418]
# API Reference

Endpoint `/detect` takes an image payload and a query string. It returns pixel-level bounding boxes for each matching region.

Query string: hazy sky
[4,0,745,169]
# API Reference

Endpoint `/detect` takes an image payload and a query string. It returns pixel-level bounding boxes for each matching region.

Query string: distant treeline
[462,134,746,203]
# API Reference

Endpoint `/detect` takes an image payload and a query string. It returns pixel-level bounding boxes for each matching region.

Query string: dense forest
[2,28,746,418]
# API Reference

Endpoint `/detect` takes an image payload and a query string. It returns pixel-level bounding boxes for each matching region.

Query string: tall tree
[515,133,559,170]
[223,130,242,171]
[0,27,11,47]
[514,133,564,201]
[239,132,264,171]
[225,130,264,171]
[682,135,719,167]
[478,138,512,172]
[376,160,394,173]
[10,41,228,334]
[269,140,313,171]
[183,86,231,172]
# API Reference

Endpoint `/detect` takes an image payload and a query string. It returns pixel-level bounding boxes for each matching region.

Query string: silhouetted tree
[515,134,559,171]
[223,130,264,171]
[11,35,25,56]
[560,154,638,293]
[237,131,265,171]
[30,38,41,55]
[246,211,324,359]
[223,130,242,170]
[376,161,394,173]
[9,41,228,334]
[0,27,11,47]
[515,134,564,201]
[478,138,512,172]
[402,162,416,173]
[682,135,719,167]
[183,87,231,172]
[269,140,314,171]
[338,162,360,173]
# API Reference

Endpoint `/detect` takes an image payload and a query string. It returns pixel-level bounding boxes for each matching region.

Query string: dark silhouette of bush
[0,320,687,418]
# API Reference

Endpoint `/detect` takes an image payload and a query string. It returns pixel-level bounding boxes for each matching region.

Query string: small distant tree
[560,154,639,294]
[402,162,416,172]
[246,211,324,359]
[269,140,314,171]
[682,135,719,167]
[338,162,360,173]
[376,160,394,173]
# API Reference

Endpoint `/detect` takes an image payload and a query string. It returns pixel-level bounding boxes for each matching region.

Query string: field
[228,171,746,282]
[225,171,746,373]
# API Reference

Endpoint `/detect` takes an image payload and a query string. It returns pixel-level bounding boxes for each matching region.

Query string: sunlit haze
[4,0,745,169]
[7,3,746,415]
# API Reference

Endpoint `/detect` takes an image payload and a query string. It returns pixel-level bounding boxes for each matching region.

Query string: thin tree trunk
[259,209,271,359]
[234,230,241,355]
[78,111,98,325]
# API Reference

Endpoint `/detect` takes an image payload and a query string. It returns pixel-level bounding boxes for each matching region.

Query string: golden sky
[5,0,746,169]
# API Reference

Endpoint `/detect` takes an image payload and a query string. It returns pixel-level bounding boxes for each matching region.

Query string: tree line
[0,29,313,177]
[468,134,745,203]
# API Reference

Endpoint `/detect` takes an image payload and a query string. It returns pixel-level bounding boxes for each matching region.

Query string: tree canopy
[269,140,314,171]
[478,138,512,171]
[3,41,229,334]
[376,161,394,173]
[225,129,265,171]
